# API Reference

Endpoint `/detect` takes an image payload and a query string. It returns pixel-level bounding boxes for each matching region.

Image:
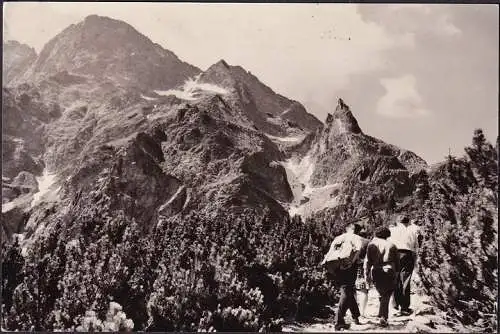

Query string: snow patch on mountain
[266,134,306,143]
[164,186,185,207]
[140,94,157,101]
[281,151,340,217]
[2,193,33,214]
[31,168,60,208]
[155,74,228,100]
[2,201,17,213]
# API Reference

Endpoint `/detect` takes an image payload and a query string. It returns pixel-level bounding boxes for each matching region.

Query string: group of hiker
[321,214,422,330]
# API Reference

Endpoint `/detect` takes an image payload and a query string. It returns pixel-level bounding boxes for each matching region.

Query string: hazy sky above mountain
[3,3,498,163]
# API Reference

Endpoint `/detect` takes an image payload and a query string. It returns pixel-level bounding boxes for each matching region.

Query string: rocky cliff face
[2,15,426,242]
[2,41,37,86]
[199,60,322,136]
[281,98,427,217]
[311,98,426,187]
[13,15,200,90]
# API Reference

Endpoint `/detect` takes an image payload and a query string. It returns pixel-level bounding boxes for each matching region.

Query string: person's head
[399,214,410,226]
[410,217,420,226]
[375,226,391,239]
[345,222,355,233]
[358,228,369,239]
[345,222,363,235]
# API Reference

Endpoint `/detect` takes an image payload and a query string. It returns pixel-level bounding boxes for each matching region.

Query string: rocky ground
[283,273,482,333]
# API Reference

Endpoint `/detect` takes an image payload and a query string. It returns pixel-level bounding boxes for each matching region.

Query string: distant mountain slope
[2,40,37,85]
[2,15,426,239]
[283,99,427,217]
[199,60,322,135]
[13,15,201,90]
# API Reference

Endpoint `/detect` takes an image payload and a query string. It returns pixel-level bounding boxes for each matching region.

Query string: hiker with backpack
[354,227,370,317]
[320,222,365,330]
[364,226,400,328]
[389,215,422,316]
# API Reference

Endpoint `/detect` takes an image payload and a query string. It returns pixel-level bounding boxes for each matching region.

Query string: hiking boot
[379,318,389,327]
[334,323,351,330]
[353,317,361,325]
[399,308,413,316]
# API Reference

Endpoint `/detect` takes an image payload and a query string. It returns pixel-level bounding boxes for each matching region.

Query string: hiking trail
[283,272,474,333]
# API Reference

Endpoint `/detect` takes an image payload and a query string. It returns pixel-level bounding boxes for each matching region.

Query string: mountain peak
[325,98,362,134]
[199,59,321,134]
[21,15,200,89]
[336,98,349,111]
[4,40,35,50]
[84,14,112,21]
[3,40,37,85]
[82,14,129,26]
[215,59,231,69]
[204,59,234,78]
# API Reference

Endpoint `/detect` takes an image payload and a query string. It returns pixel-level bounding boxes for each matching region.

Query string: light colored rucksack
[322,237,359,274]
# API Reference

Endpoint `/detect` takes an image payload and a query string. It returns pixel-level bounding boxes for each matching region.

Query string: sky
[3,2,498,163]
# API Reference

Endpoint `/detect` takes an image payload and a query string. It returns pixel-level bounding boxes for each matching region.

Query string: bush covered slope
[416,129,498,332]
[2,207,337,331]
[2,130,497,332]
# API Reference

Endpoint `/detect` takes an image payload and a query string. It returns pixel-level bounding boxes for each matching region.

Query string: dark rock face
[1,198,32,237]
[311,99,427,187]
[2,172,38,204]
[281,102,322,134]
[156,100,292,218]
[2,86,61,183]
[64,130,184,232]
[199,60,322,136]
[10,172,39,193]
[293,99,429,219]
[2,40,37,86]
[241,152,293,203]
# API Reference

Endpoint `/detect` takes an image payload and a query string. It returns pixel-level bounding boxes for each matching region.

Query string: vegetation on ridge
[2,129,497,332]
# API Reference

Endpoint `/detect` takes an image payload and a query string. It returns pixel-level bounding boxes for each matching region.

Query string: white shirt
[389,223,420,252]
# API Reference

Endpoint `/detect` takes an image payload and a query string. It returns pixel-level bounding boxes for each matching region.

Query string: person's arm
[358,239,368,260]
[364,244,374,286]
[391,244,400,274]
[417,231,423,248]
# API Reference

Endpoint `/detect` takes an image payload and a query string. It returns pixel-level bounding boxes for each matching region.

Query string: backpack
[322,237,359,274]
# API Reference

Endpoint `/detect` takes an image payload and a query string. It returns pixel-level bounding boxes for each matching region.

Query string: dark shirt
[364,237,400,282]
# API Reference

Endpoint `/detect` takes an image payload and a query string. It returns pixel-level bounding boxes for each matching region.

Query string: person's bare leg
[359,290,368,317]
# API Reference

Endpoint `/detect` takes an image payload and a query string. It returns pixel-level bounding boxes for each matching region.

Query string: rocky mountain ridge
[9,15,201,91]
[3,40,37,86]
[1,14,429,240]
[280,98,427,217]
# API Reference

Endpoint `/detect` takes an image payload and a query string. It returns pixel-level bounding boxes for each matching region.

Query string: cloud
[359,5,462,40]
[436,13,462,37]
[2,2,407,121]
[376,75,430,118]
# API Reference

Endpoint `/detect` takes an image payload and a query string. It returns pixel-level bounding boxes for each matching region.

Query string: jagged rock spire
[324,98,362,134]
[338,98,347,110]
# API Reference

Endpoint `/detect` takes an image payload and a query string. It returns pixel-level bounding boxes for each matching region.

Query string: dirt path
[284,273,467,333]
